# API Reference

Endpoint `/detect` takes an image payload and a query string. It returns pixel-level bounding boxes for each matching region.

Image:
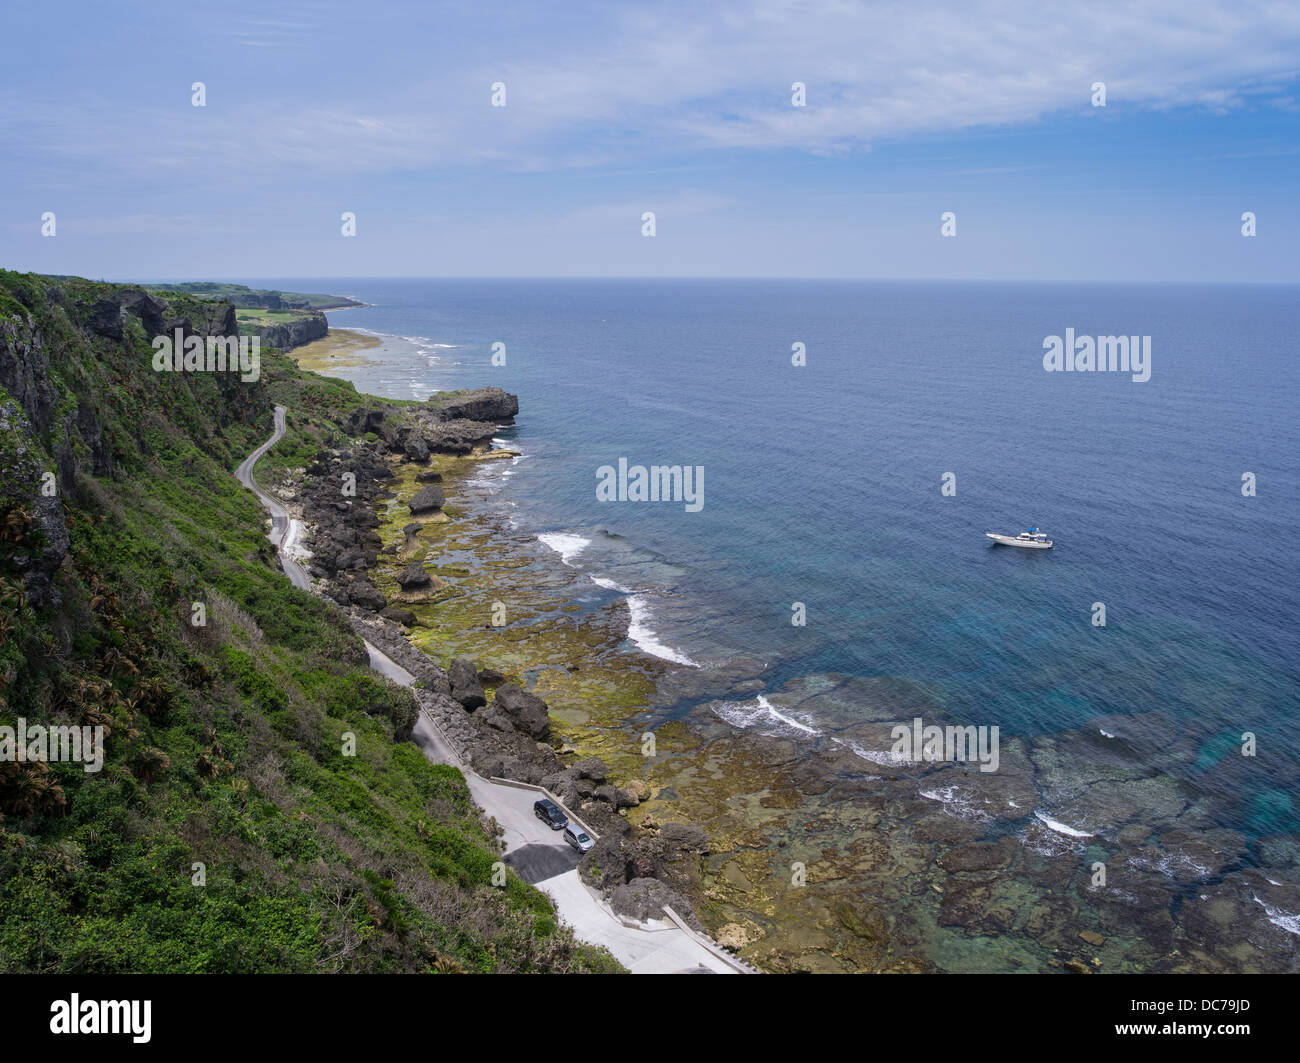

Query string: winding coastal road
[239,406,740,973]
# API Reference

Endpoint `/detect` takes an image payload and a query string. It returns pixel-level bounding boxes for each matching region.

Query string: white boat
[985,527,1053,549]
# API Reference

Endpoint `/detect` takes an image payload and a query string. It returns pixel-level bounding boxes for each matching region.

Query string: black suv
[533,798,568,830]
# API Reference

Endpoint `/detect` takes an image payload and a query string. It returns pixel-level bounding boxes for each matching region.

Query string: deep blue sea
[254,278,1300,838]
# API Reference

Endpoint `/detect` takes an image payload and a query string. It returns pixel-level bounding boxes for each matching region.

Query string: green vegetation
[235,308,301,322]
[141,281,364,310]
[0,270,620,973]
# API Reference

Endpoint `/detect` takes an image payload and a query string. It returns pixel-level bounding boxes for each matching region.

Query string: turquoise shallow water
[261,277,1300,842]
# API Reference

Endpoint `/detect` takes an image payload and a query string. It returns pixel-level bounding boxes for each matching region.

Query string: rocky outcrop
[419,418,499,456]
[448,658,486,710]
[246,310,328,352]
[429,387,519,424]
[579,826,710,931]
[400,522,424,556]
[87,288,169,342]
[611,878,692,925]
[491,683,551,740]
[379,605,418,627]
[346,578,387,611]
[394,561,447,602]
[395,562,429,589]
[342,387,518,462]
[299,447,391,580]
[408,484,445,515]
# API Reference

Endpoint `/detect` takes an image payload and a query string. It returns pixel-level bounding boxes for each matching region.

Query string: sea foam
[712,694,818,736]
[1033,810,1094,838]
[626,595,698,666]
[537,533,590,566]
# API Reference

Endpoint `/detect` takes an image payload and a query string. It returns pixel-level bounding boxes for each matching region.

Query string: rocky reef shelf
[278,383,1300,975]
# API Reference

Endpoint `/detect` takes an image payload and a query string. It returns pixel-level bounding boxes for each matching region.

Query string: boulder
[379,606,418,627]
[394,562,447,602]
[658,823,708,852]
[409,484,445,515]
[402,432,429,462]
[492,683,551,740]
[448,658,486,710]
[571,757,608,782]
[541,770,574,793]
[480,707,514,733]
[346,579,386,611]
[610,878,687,925]
[396,562,432,589]
[594,785,637,809]
[415,469,443,483]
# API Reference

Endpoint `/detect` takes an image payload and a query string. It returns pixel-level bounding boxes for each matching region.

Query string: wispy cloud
[7,0,1300,190]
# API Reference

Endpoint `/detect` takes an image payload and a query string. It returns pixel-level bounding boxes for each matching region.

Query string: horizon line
[69,274,1300,288]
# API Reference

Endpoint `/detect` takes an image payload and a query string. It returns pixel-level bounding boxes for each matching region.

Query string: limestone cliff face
[244,311,328,352]
[0,273,271,605]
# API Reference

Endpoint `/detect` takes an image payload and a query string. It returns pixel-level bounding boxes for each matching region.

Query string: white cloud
[5,0,1300,189]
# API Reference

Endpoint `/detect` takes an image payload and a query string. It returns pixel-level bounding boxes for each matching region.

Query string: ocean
[252,277,1300,965]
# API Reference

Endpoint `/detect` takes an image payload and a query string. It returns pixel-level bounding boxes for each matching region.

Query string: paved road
[235,406,311,592]
[239,406,739,974]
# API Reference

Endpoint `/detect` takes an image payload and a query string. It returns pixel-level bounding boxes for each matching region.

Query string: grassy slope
[0,270,620,973]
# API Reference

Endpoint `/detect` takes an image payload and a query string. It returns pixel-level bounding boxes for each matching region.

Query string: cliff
[240,308,330,352]
[0,270,616,974]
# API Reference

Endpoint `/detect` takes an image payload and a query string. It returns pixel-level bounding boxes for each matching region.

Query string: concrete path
[238,407,740,974]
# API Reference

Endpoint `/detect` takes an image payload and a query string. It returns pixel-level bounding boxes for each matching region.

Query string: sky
[1,0,1298,282]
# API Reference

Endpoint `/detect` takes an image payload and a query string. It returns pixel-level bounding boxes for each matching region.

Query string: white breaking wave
[831,735,909,766]
[919,785,991,822]
[626,595,698,666]
[1099,728,1116,738]
[589,575,633,593]
[1131,850,1214,880]
[712,694,818,736]
[399,333,455,347]
[1253,897,1300,935]
[537,532,591,566]
[1033,810,1094,838]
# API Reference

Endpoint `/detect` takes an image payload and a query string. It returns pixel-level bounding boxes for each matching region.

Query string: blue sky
[2,0,1298,281]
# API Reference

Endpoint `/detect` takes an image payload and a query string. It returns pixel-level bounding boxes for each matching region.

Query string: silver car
[563,825,594,853]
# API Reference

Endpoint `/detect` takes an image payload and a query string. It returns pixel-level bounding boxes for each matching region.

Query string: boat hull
[985,533,1053,549]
